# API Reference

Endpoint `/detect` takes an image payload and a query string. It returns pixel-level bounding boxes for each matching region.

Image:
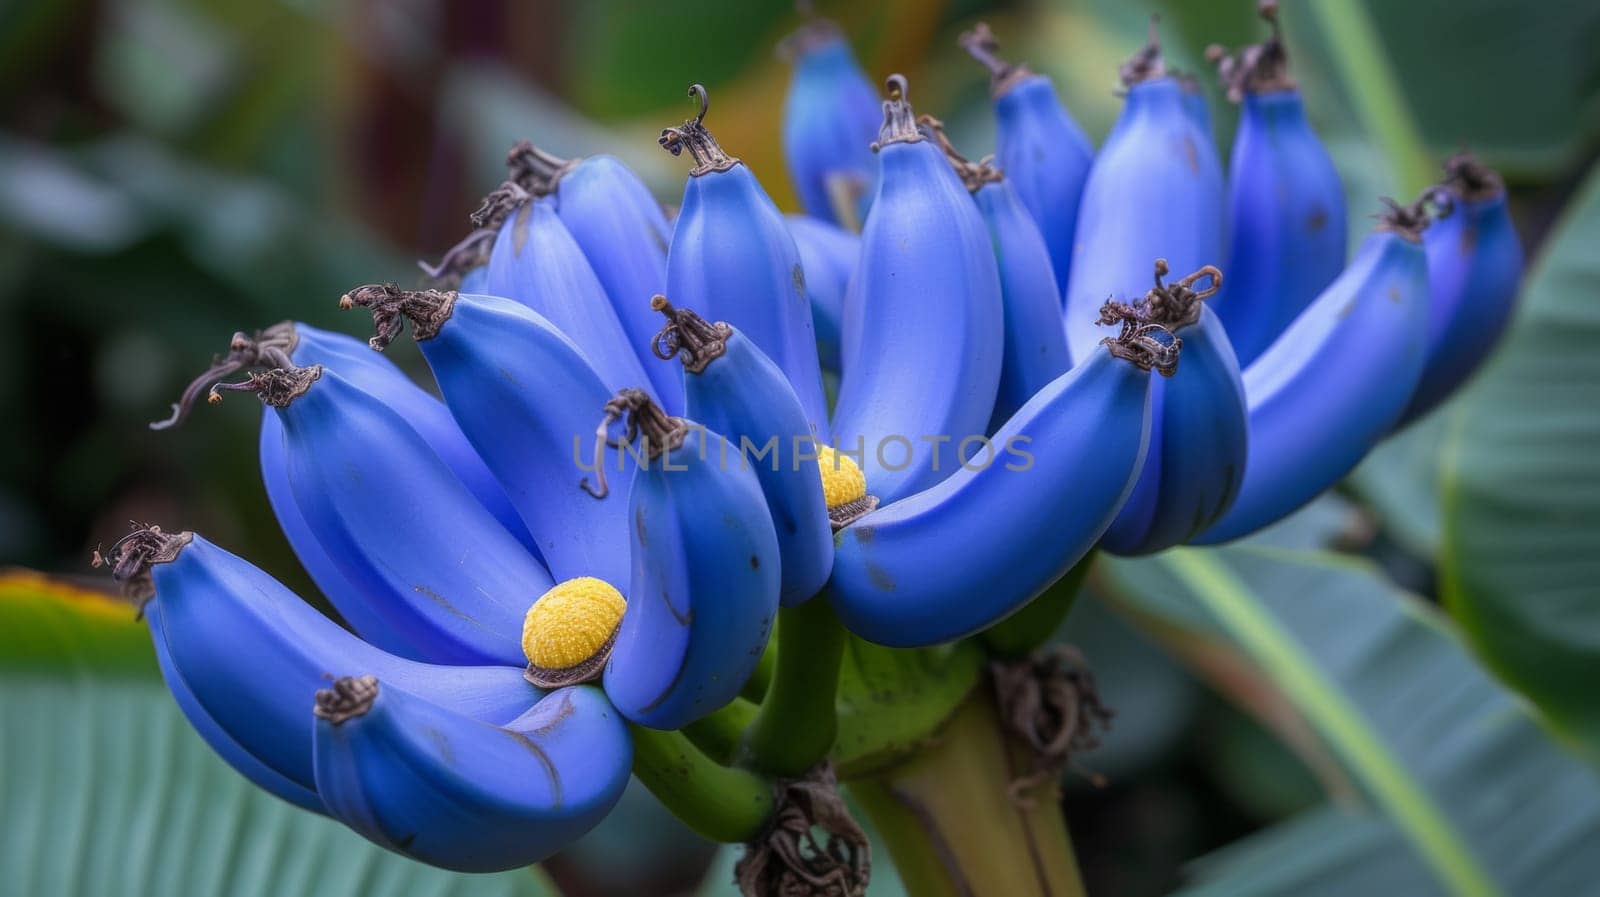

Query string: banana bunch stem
[848,690,1088,897]
[636,596,848,847]
[629,726,774,844]
[741,598,847,777]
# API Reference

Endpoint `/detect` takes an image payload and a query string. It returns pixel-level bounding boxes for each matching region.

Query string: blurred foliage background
[2,1,1598,896]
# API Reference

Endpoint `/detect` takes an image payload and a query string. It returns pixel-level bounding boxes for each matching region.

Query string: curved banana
[508,143,683,413]
[100,526,542,795]
[830,75,1005,503]
[920,117,1071,429]
[145,599,325,813]
[828,315,1175,647]
[343,284,631,590]
[481,184,655,397]
[1062,25,1225,360]
[586,390,781,729]
[155,322,538,647]
[785,213,858,376]
[1206,9,1346,366]
[652,297,833,605]
[312,676,631,873]
[228,364,547,666]
[1099,261,1248,555]
[661,84,831,439]
[959,23,1093,299]
[1196,199,1436,543]
[778,16,880,229]
[1397,152,1523,425]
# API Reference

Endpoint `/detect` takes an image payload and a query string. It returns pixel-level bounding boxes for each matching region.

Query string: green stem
[629,725,773,844]
[740,597,846,777]
[1302,0,1435,196]
[681,697,759,765]
[847,690,1087,897]
[981,550,1095,659]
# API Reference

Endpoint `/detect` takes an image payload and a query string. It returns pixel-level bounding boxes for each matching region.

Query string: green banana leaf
[1099,547,1600,897]
[0,572,561,897]
[1440,162,1600,766]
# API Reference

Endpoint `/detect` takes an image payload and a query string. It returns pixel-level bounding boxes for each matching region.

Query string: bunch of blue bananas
[107,1,1522,879]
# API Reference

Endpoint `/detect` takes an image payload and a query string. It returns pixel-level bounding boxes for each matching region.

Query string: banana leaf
[1440,161,1600,765]
[1100,547,1600,897]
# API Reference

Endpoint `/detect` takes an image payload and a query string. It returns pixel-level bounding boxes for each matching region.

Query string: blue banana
[959,23,1093,300]
[830,75,1004,503]
[651,297,833,606]
[457,265,488,294]
[481,181,656,398]
[1098,261,1248,555]
[1196,198,1437,543]
[313,676,631,872]
[145,598,325,814]
[1062,24,1225,360]
[153,322,538,655]
[661,84,831,440]
[1177,70,1214,142]
[827,313,1175,647]
[98,525,542,795]
[222,363,548,667]
[507,142,683,413]
[779,15,881,230]
[1397,152,1523,425]
[1206,8,1346,367]
[785,213,858,376]
[919,116,1072,430]
[343,284,631,590]
[583,390,781,729]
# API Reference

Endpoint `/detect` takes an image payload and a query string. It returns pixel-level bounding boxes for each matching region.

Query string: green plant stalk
[740,596,846,777]
[847,690,1087,897]
[682,697,759,766]
[981,550,1096,659]
[1302,0,1435,196]
[629,725,774,844]
[1165,548,1499,897]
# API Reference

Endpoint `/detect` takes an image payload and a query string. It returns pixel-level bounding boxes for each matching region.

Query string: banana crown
[1440,151,1505,203]
[651,295,731,373]
[149,322,300,430]
[1096,299,1184,377]
[421,149,556,290]
[93,523,194,606]
[314,676,379,725]
[918,114,1003,194]
[958,22,1035,99]
[579,389,691,503]
[1118,17,1168,90]
[341,283,458,349]
[1205,1,1295,103]
[818,445,877,530]
[1112,258,1224,333]
[872,74,923,150]
[522,577,627,688]
[658,83,740,177]
[505,140,579,196]
[1375,192,1445,244]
